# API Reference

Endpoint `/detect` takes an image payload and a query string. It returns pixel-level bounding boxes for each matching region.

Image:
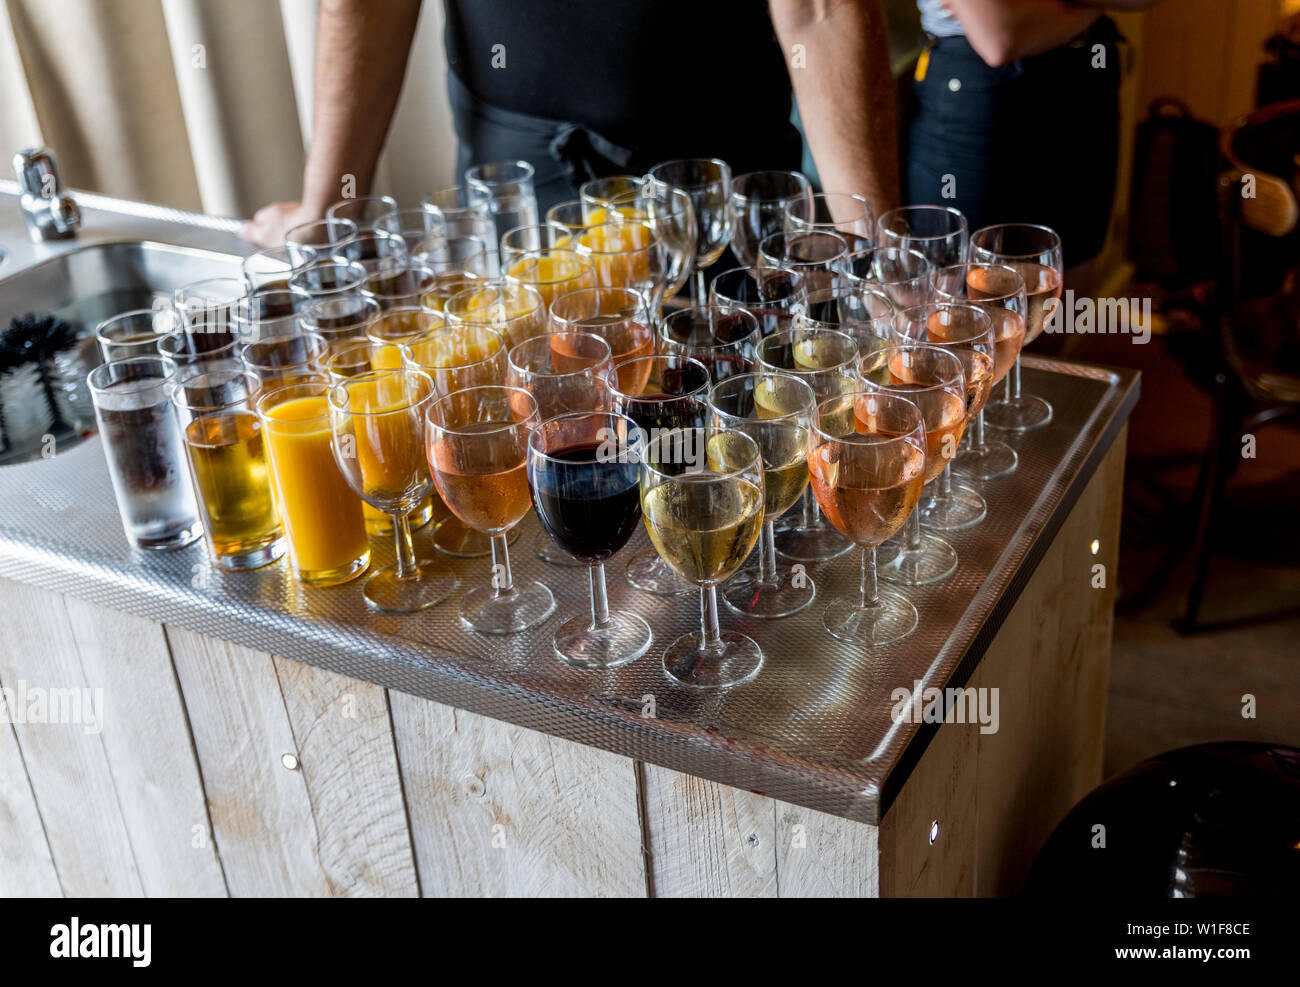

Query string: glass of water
[87,357,202,551]
[466,161,538,265]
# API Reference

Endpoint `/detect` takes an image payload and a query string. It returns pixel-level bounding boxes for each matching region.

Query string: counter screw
[745,833,760,848]
[281,753,299,771]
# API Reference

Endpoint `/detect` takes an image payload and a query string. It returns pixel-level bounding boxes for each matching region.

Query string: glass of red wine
[527,410,652,669]
[605,354,711,596]
[708,266,805,338]
[658,304,760,384]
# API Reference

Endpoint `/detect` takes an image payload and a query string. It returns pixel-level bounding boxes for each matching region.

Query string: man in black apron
[245,0,900,245]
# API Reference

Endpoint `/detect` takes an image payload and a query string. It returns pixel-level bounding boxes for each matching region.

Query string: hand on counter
[241,200,321,248]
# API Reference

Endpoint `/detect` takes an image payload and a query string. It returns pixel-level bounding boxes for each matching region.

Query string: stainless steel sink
[0,240,240,465]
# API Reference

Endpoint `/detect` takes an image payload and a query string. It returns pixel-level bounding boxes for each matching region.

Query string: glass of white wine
[707,371,817,619]
[641,427,766,689]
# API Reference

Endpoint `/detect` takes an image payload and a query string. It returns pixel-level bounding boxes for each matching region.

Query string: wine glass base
[363,562,458,614]
[721,565,815,619]
[918,483,987,531]
[984,394,1053,431]
[822,590,918,647]
[878,533,958,586]
[773,518,854,563]
[662,631,763,689]
[533,529,585,567]
[625,549,693,596]
[459,580,556,635]
[434,517,519,557]
[953,440,1018,480]
[554,612,652,670]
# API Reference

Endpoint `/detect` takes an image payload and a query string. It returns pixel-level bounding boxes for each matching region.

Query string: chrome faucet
[13,147,81,242]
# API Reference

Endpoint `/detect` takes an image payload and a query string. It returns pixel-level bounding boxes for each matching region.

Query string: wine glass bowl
[729,171,813,268]
[658,304,760,383]
[784,191,874,251]
[646,158,733,302]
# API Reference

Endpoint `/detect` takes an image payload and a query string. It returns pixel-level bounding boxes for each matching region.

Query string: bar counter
[0,189,1136,896]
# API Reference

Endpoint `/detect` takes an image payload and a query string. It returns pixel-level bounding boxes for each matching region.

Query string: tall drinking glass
[171,364,284,569]
[421,185,498,274]
[286,217,358,268]
[302,295,383,354]
[426,386,554,634]
[528,411,652,667]
[466,161,539,257]
[968,223,1063,431]
[288,259,368,308]
[326,194,399,234]
[240,331,328,388]
[87,357,202,551]
[708,371,816,618]
[413,234,490,279]
[808,390,926,644]
[729,171,813,267]
[641,427,765,688]
[579,176,644,223]
[362,261,436,310]
[96,308,181,362]
[243,246,310,292]
[646,158,732,304]
[328,368,458,612]
[173,276,244,350]
[257,377,370,585]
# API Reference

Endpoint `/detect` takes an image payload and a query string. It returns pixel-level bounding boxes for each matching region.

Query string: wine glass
[931,262,1028,479]
[579,176,644,223]
[808,390,927,644]
[784,192,874,251]
[548,286,655,383]
[607,183,697,304]
[605,354,712,597]
[729,171,813,267]
[658,304,760,383]
[366,306,443,370]
[891,302,995,530]
[426,385,555,634]
[796,282,895,356]
[641,427,765,688]
[362,261,436,311]
[843,246,934,310]
[858,343,967,585]
[876,205,968,269]
[528,410,652,668]
[504,247,596,313]
[968,223,1063,431]
[286,217,358,268]
[708,371,817,619]
[709,266,804,337]
[328,368,458,613]
[755,327,859,563]
[510,330,614,568]
[757,230,849,299]
[646,158,732,304]
[443,280,547,348]
[574,220,667,312]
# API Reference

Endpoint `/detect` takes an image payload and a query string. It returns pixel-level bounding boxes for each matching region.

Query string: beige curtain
[0,0,456,219]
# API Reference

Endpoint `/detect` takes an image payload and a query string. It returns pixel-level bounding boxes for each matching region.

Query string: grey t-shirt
[917,0,965,37]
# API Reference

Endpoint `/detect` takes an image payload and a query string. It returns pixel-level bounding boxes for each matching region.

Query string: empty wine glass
[426,385,555,634]
[729,171,813,267]
[708,371,817,618]
[796,282,895,357]
[607,183,697,303]
[641,427,766,688]
[844,245,934,310]
[969,223,1063,431]
[858,343,967,585]
[757,230,849,299]
[328,368,458,613]
[528,410,652,668]
[659,304,760,383]
[891,302,995,530]
[876,205,968,269]
[709,266,805,337]
[931,262,1028,479]
[574,220,667,312]
[785,192,874,250]
[755,326,860,563]
[647,158,732,304]
[808,390,927,645]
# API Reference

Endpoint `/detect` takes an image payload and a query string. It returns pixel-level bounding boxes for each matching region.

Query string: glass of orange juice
[443,281,546,348]
[366,306,442,371]
[504,246,595,314]
[575,220,666,311]
[256,376,371,585]
[328,369,457,613]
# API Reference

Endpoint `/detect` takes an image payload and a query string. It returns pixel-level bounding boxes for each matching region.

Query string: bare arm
[769,0,900,221]
[941,0,1100,66]
[242,0,422,246]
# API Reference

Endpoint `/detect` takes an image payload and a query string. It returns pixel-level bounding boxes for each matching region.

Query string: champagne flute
[809,390,927,644]
[708,371,817,618]
[931,262,1027,479]
[658,304,760,383]
[443,280,547,348]
[876,205,968,269]
[968,223,1063,431]
[755,327,859,562]
[509,330,614,567]
[605,353,712,597]
[858,343,967,585]
[641,427,765,688]
[547,286,655,388]
[891,302,995,530]
[426,385,555,634]
[784,192,874,250]
[729,171,813,267]
[709,265,804,337]
[646,158,732,304]
[528,410,652,668]
[328,368,458,613]
[607,182,697,303]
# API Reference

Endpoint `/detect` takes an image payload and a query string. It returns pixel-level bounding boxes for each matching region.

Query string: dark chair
[1181,100,1300,633]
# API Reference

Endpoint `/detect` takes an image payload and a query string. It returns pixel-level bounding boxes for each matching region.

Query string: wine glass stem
[906,507,922,551]
[758,519,779,587]
[860,545,880,609]
[974,408,988,454]
[693,268,707,305]
[1006,355,1023,403]
[490,533,515,597]
[699,585,723,651]
[801,486,820,527]
[588,562,613,630]
[939,462,953,498]
[391,511,416,579]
